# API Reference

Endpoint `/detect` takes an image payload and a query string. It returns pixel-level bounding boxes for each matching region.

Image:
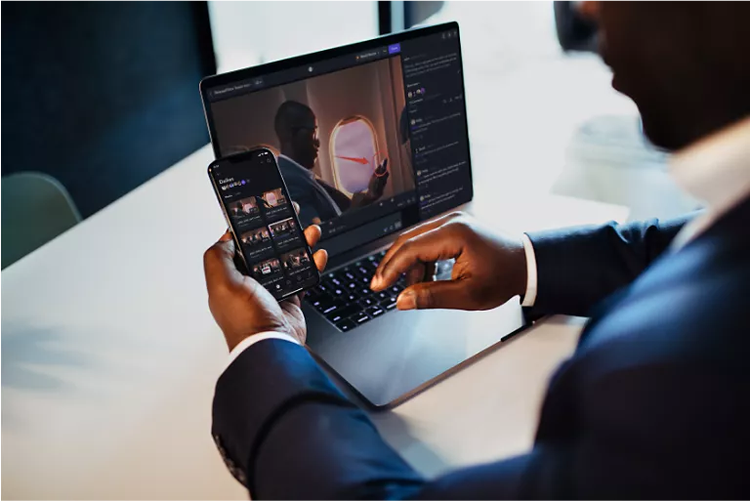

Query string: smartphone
[208,147,320,301]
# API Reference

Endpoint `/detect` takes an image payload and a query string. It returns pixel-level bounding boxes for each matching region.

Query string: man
[227,201,243,217]
[204,3,750,499]
[274,100,390,226]
[240,198,257,214]
[554,0,598,52]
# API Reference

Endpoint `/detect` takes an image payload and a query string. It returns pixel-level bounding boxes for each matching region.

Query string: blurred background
[1,1,700,268]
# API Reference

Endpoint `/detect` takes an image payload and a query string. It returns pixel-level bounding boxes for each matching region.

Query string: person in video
[228,201,243,216]
[204,2,750,499]
[274,100,390,226]
[399,106,413,176]
[241,197,258,214]
[262,188,286,208]
[283,249,310,270]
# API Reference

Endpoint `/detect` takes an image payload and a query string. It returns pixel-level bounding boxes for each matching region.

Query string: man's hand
[366,158,389,200]
[370,212,528,311]
[351,159,390,208]
[204,224,328,351]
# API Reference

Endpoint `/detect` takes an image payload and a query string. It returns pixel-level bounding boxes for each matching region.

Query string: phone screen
[209,149,319,300]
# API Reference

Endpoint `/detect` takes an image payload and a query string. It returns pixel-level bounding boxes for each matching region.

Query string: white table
[2,143,628,499]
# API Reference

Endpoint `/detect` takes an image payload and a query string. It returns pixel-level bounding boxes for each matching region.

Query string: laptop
[200,22,528,407]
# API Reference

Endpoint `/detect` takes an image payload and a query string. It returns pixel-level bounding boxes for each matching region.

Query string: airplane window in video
[211,57,415,228]
[330,116,380,197]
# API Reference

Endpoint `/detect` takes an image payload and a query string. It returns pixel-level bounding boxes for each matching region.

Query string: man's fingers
[204,235,242,291]
[304,224,322,248]
[404,261,436,286]
[372,226,463,290]
[313,249,328,272]
[208,225,324,290]
[396,280,476,311]
[376,212,462,283]
[296,249,327,303]
[405,263,426,286]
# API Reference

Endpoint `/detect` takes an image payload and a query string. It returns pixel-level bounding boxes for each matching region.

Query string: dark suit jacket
[212,197,750,499]
[277,156,351,226]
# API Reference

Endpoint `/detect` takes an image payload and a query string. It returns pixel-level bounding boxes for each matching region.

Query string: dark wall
[1,2,216,217]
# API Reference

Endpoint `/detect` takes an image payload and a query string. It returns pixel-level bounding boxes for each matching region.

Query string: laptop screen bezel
[200,21,473,250]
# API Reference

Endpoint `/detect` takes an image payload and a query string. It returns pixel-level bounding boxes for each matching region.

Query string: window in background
[419,2,695,220]
[207,1,379,73]
[330,117,379,196]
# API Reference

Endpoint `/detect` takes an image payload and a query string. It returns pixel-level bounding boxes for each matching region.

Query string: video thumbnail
[211,56,416,227]
[261,188,287,208]
[228,196,262,226]
[281,247,312,271]
[240,227,271,246]
[268,216,301,249]
[240,226,274,260]
[229,196,259,216]
[259,187,291,218]
[268,217,297,238]
[252,257,282,278]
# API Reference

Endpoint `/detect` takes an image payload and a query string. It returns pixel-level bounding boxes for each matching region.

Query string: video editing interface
[206,26,471,257]
[211,150,317,299]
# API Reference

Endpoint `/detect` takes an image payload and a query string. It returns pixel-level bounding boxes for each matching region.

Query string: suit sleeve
[213,340,571,499]
[213,337,750,499]
[287,186,320,228]
[525,214,695,317]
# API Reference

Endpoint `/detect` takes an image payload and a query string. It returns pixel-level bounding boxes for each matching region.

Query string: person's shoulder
[276,155,293,171]
[277,157,305,181]
[577,243,748,370]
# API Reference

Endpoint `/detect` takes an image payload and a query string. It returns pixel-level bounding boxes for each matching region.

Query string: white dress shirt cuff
[226,331,301,371]
[520,233,538,307]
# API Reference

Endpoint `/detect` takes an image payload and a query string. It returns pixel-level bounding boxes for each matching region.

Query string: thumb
[203,233,243,291]
[396,279,477,311]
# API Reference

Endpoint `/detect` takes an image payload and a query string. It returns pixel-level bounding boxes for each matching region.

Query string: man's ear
[555,1,599,52]
[578,1,601,21]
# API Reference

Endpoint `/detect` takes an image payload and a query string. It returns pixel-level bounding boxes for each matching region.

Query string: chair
[2,172,82,269]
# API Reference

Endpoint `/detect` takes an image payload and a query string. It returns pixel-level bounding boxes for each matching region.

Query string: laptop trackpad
[306,299,526,407]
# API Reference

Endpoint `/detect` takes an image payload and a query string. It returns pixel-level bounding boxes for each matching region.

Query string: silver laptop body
[201,22,528,407]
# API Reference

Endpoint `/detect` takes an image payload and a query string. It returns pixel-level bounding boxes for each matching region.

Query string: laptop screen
[202,23,472,257]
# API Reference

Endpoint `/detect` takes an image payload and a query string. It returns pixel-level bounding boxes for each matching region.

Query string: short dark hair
[274,100,314,142]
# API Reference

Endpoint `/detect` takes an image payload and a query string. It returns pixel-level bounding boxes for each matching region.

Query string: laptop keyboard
[304,249,406,332]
